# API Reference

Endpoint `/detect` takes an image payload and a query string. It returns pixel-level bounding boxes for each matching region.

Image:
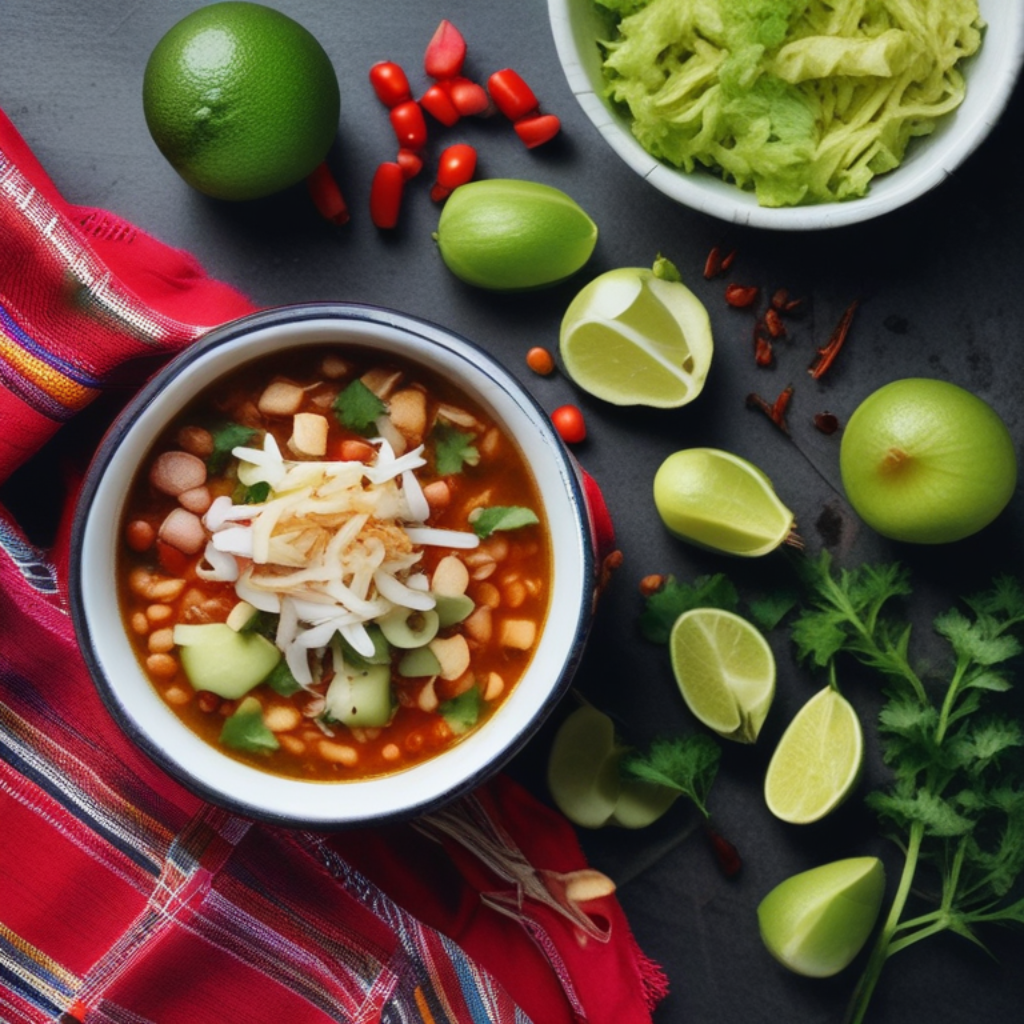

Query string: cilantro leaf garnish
[639,573,739,643]
[207,422,258,473]
[621,734,720,820]
[219,697,280,754]
[332,379,386,434]
[432,422,479,475]
[469,505,539,539]
[242,480,271,504]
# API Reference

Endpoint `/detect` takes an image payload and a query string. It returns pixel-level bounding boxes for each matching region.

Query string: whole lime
[840,378,1016,544]
[435,179,597,291]
[143,2,339,200]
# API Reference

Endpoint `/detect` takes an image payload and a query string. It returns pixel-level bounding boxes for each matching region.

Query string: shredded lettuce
[595,0,984,206]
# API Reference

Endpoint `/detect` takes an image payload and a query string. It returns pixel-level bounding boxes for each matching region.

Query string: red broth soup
[118,347,549,781]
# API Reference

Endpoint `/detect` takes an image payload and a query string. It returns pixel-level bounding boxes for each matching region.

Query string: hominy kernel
[131,612,150,635]
[146,603,173,623]
[176,425,215,458]
[148,628,175,654]
[524,578,541,597]
[484,672,505,701]
[196,691,222,714]
[382,743,401,761]
[125,520,155,552]
[263,705,302,733]
[475,582,501,608]
[405,731,425,753]
[471,562,496,581]
[163,685,191,705]
[318,740,359,766]
[503,579,527,609]
[146,653,178,679]
[278,735,306,756]
[478,427,501,459]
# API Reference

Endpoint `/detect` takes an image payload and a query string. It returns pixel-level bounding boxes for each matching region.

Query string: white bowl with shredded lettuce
[549,0,1024,229]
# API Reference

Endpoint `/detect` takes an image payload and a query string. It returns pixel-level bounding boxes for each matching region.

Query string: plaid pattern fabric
[0,107,664,1024]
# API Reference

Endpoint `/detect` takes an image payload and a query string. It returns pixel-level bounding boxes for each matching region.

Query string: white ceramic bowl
[548,0,1024,230]
[70,304,597,828]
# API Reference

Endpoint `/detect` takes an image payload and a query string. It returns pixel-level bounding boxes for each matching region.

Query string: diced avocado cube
[323,662,392,727]
[174,622,281,699]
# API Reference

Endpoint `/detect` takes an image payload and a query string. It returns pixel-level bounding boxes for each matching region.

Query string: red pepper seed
[814,412,840,434]
[420,83,461,127]
[424,19,467,80]
[488,68,540,122]
[724,283,759,308]
[368,61,412,108]
[389,100,428,152]
[370,162,404,229]
[514,113,561,149]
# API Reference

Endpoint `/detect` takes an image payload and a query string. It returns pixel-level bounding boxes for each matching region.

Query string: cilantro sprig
[791,554,1024,1024]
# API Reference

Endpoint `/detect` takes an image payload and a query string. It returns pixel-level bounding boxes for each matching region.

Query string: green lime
[560,264,713,407]
[653,448,796,557]
[758,857,886,977]
[670,608,775,743]
[764,686,863,824]
[143,2,340,200]
[435,180,597,291]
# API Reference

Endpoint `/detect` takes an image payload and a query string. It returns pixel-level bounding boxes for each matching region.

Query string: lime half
[560,265,713,407]
[654,448,795,557]
[670,608,775,743]
[765,687,863,824]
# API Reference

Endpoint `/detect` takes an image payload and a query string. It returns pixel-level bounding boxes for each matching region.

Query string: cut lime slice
[764,687,863,824]
[560,265,713,407]
[654,448,795,557]
[758,857,886,978]
[670,608,775,743]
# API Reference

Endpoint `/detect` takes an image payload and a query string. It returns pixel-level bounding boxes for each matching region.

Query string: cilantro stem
[846,822,925,1024]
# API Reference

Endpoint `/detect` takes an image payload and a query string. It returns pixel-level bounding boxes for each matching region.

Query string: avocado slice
[172,622,281,699]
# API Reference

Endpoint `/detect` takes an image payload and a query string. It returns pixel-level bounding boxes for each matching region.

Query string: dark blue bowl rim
[69,301,596,830]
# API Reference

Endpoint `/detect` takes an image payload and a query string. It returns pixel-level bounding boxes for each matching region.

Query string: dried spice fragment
[809,300,859,380]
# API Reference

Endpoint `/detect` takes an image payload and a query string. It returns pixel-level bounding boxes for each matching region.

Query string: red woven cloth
[0,107,666,1024]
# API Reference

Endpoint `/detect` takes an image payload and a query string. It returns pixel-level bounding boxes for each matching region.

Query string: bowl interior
[73,305,593,827]
[548,0,1024,229]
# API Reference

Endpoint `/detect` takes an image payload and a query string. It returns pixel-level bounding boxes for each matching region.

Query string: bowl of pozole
[71,304,598,827]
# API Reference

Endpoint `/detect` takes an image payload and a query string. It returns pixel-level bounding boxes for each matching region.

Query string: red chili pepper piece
[430,143,477,202]
[420,82,461,127]
[754,332,774,367]
[488,68,540,121]
[763,307,786,339]
[724,283,759,308]
[552,404,586,444]
[447,77,490,117]
[389,100,428,152]
[719,248,737,272]
[305,161,350,225]
[424,19,467,79]
[746,385,793,434]
[703,822,742,878]
[369,162,404,229]
[368,61,412,108]
[703,246,723,280]
[396,148,424,180]
[809,299,859,380]
[514,113,561,149]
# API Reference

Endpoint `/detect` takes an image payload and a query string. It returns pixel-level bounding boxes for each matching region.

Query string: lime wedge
[758,857,886,977]
[654,448,795,557]
[670,608,775,743]
[560,265,713,407]
[764,687,863,824]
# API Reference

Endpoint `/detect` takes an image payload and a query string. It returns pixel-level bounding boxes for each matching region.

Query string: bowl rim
[69,302,596,829]
[547,0,1024,230]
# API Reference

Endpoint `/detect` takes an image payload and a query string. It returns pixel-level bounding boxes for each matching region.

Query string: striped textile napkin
[0,107,666,1024]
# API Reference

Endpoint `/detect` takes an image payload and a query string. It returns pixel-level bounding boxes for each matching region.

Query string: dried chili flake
[763,307,786,339]
[719,248,737,272]
[754,332,774,367]
[724,283,759,308]
[703,246,723,280]
[809,300,859,380]
[746,384,794,434]
[814,412,840,434]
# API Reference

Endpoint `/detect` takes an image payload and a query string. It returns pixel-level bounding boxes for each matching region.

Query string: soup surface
[118,346,549,781]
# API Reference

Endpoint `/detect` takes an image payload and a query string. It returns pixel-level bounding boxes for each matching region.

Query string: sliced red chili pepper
[724,283,759,308]
[420,82,461,127]
[447,77,490,117]
[305,161,350,225]
[703,246,723,279]
[809,299,859,380]
[719,248,737,272]
[430,143,477,202]
[487,68,539,121]
[763,307,786,339]
[368,61,412,108]
[389,100,428,152]
[396,148,424,180]
[514,113,561,149]
[369,162,404,229]
[424,19,467,79]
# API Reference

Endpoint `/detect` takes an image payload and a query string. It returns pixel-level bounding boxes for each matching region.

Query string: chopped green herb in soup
[119,347,549,780]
